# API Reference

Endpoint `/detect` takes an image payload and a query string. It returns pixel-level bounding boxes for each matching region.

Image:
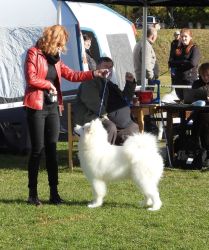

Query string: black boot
[27,188,42,206]
[49,186,64,205]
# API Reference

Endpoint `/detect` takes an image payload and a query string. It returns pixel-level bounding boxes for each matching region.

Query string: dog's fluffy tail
[123,133,158,153]
[123,133,163,166]
[123,132,164,182]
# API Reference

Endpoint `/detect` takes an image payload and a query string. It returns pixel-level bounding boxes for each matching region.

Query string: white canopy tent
[0,0,83,109]
[55,1,155,90]
[63,2,136,89]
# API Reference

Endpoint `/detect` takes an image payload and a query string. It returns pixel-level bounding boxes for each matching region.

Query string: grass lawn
[0,142,209,250]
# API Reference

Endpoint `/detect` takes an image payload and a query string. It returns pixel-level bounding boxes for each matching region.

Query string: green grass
[1,142,209,249]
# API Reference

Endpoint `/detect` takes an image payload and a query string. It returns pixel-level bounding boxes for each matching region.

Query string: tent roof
[58,0,209,7]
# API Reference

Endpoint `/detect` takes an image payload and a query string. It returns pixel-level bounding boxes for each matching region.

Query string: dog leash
[159,70,169,77]
[98,77,108,118]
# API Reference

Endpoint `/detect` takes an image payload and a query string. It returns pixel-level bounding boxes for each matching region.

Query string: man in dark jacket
[74,57,139,145]
[168,30,181,85]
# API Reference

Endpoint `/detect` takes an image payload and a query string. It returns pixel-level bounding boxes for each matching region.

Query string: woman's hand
[93,69,109,78]
[50,84,57,94]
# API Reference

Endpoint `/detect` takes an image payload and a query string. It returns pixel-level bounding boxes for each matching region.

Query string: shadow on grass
[0,148,74,171]
[63,200,139,209]
[0,198,139,209]
[0,198,85,206]
[58,149,80,167]
[0,153,28,170]
[0,199,27,205]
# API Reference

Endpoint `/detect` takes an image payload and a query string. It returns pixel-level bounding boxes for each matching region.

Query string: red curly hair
[37,25,69,55]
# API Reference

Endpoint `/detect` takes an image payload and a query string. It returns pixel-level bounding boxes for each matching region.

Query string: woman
[24,25,108,206]
[168,28,200,100]
[83,33,97,70]
[192,63,209,155]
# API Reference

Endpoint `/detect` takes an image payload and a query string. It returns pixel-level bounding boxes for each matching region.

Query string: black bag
[173,134,207,170]
[144,115,159,136]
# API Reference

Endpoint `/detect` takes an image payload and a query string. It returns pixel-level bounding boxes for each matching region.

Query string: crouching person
[74,57,139,145]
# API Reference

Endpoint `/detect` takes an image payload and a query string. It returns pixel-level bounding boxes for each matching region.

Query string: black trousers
[193,112,209,153]
[173,79,193,100]
[26,103,60,190]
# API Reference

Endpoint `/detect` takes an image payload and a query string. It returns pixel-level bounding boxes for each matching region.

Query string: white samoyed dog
[76,119,164,211]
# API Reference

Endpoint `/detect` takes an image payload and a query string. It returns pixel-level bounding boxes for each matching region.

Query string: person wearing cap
[168,30,181,86]
[169,31,181,60]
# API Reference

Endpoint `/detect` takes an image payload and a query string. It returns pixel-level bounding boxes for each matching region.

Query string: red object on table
[136,91,153,104]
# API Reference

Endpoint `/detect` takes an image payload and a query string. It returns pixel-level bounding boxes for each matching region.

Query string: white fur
[78,119,164,211]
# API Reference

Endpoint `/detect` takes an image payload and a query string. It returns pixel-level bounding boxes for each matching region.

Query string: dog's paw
[87,202,102,208]
[147,201,162,211]
[139,198,153,207]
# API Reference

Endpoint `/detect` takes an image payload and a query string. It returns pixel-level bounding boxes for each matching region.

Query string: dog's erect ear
[74,123,92,136]
[84,122,91,128]
[91,118,103,127]
[95,118,101,124]
[83,122,91,134]
[85,126,91,134]
[74,125,83,136]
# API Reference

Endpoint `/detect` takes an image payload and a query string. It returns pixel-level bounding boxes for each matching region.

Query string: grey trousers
[102,119,139,145]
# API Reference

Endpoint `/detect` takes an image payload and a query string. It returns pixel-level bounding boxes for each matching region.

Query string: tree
[107,5,209,28]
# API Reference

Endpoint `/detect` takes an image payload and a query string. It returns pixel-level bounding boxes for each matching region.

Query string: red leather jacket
[23,47,94,110]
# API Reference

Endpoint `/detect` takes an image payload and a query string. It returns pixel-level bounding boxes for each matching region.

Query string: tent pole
[141,6,147,91]
[57,0,62,25]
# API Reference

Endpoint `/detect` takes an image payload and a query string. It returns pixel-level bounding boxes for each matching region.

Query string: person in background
[192,63,209,157]
[74,57,139,145]
[83,33,97,70]
[24,25,108,206]
[133,27,159,135]
[169,30,181,85]
[133,26,159,86]
[168,28,200,100]
[152,22,161,31]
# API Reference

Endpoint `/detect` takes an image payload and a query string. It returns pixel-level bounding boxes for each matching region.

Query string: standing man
[133,26,159,86]
[169,30,181,85]
[169,30,181,58]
